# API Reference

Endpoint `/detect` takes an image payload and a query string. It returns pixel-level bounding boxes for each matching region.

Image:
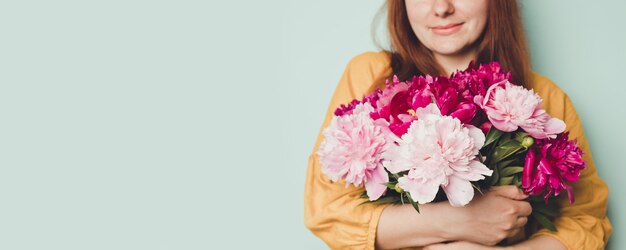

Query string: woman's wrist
[507,235,566,250]
[376,201,459,249]
[433,201,464,241]
[432,200,473,242]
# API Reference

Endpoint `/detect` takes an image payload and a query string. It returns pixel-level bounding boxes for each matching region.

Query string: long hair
[371,0,531,91]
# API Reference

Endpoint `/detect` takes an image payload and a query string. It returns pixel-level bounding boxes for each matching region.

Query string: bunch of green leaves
[480,127,529,188]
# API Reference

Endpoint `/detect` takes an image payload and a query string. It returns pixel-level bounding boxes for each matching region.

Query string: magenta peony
[474,80,566,139]
[317,102,390,200]
[334,90,382,116]
[428,77,479,125]
[522,132,586,203]
[382,103,492,207]
[369,76,415,137]
[451,61,512,99]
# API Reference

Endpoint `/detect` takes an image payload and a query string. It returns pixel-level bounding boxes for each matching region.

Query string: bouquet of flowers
[316,62,586,231]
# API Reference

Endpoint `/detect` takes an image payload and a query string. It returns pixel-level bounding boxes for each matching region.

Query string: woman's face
[405,0,488,56]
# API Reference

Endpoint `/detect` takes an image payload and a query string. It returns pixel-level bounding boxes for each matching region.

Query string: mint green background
[0,1,622,249]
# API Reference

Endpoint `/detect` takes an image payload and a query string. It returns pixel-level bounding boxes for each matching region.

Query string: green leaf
[498,176,514,186]
[528,195,545,203]
[514,131,529,142]
[358,196,398,206]
[533,202,560,217]
[392,173,401,180]
[405,193,421,213]
[489,165,500,186]
[491,140,524,163]
[497,159,517,169]
[359,192,369,199]
[499,132,512,144]
[532,212,557,232]
[483,127,504,148]
[500,166,524,177]
[384,182,397,190]
[471,182,484,195]
[513,176,521,187]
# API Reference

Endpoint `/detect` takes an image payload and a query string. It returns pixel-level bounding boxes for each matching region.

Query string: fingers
[514,200,532,216]
[515,216,528,228]
[507,227,522,239]
[491,185,528,200]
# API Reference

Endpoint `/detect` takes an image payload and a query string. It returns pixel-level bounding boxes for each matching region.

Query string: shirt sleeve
[529,93,613,250]
[304,52,392,250]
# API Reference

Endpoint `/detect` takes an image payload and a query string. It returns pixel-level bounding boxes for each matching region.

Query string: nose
[432,0,455,17]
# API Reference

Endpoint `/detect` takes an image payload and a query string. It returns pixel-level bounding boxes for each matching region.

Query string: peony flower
[450,62,511,127]
[334,99,363,116]
[334,90,382,116]
[522,132,586,203]
[370,76,415,137]
[408,75,435,110]
[451,61,512,99]
[474,80,566,139]
[449,102,478,125]
[382,103,492,207]
[317,102,390,200]
[426,76,479,125]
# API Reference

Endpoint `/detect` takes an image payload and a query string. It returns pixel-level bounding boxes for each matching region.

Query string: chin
[430,44,467,56]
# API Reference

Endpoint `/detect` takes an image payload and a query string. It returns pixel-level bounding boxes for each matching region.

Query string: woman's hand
[424,241,507,250]
[444,185,532,246]
[375,185,531,249]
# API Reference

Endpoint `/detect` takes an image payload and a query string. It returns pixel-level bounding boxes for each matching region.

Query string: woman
[304,1,612,249]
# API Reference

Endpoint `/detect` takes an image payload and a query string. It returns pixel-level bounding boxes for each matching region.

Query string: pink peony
[522,132,586,203]
[474,80,566,139]
[382,103,492,207]
[370,76,415,137]
[317,102,390,200]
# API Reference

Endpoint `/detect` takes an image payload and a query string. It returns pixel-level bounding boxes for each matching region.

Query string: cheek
[458,0,488,35]
[405,2,431,33]
[405,3,433,45]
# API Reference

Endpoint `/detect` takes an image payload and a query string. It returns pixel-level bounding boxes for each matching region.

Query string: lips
[431,22,464,35]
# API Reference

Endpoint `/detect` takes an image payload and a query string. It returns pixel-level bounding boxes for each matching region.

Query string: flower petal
[466,125,486,151]
[443,175,474,207]
[522,149,536,189]
[399,176,440,205]
[544,118,566,136]
[365,166,389,201]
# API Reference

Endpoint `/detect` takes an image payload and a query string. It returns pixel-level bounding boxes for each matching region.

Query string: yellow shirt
[303,52,612,250]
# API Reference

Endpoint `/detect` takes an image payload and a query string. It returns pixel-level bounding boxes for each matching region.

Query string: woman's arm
[376,186,532,249]
[421,235,566,250]
[376,202,452,248]
[510,235,566,250]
